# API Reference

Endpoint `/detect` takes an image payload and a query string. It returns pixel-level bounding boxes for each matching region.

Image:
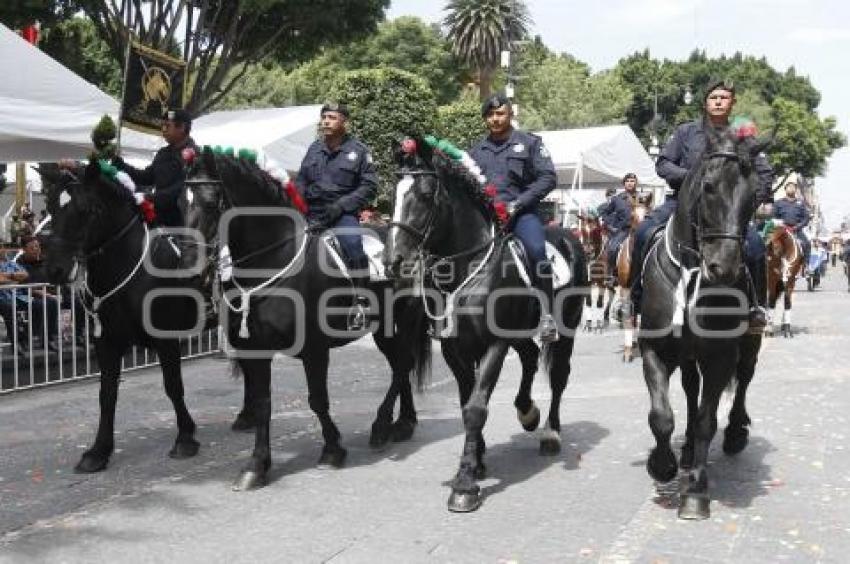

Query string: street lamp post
[648,82,693,159]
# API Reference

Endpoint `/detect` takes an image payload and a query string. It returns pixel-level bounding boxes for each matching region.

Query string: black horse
[188,148,458,490]
[40,161,202,473]
[638,127,767,519]
[385,138,587,512]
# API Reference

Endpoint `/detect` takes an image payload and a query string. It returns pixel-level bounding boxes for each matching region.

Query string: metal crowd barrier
[0,282,220,394]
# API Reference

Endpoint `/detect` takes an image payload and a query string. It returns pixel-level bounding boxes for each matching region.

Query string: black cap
[320,102,350,118]
[622,172,637,184]
[481,93,512,116]
[703,78,735,101]
[163,108,192,125]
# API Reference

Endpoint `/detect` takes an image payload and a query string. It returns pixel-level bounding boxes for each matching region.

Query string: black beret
[703,78,735,101]
[163,108,192,125]
[320,102,350,118]
[481,93,512,116]
[622,172,637,183]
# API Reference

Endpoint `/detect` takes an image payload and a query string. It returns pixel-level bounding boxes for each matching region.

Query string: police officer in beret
[295,102,378,331]
[470,93,559,342]
[629,79,774,329]
[113,109,198,229]
[773,181,811,264]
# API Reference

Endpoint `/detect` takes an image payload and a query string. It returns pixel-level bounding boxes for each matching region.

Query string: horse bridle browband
[689,150,746,244]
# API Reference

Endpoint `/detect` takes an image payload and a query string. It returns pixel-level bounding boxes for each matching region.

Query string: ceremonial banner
[121,41,187,134]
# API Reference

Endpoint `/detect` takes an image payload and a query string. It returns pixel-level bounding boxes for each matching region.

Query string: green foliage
[516,55,632,130]
[215,61,294,110]
[769,98,847,178]
[0,0,75,28]
[91,114,117,159]
[444,0,531,99]
[328,68,437,209]
[40,16,121,97]
[434,95,486,149]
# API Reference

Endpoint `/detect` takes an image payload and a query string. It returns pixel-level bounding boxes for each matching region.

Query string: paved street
[1,266,850,563]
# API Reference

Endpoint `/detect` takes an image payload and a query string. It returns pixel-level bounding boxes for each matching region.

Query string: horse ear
[201,145,219,177]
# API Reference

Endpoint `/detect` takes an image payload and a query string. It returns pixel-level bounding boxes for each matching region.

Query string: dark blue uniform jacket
[295,136,378,217]
[469,129,556,211]
[773,197,811,228]
[599,192,632,232]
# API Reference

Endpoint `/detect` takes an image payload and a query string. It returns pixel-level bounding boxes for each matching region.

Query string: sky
[387,0,850,230]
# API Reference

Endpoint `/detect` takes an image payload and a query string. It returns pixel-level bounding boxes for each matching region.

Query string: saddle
[506,236,572,290]
[321,232,387,282]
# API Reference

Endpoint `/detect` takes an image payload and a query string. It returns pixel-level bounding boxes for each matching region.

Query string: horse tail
[403,299,432,392]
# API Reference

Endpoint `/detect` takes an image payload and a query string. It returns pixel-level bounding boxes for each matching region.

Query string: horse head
[385,136,493,281]
[42,159,139,283]
[679,125,770,286]
[186,147,226,248]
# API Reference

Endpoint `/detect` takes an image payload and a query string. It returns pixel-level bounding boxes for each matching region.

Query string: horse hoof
[517,404,540,432]
[74,451,110,473]
[231,411,256,432]
[169,438,200,459]
[680,443,694,470]
[318,446,347,468]
[232,470,266,491]
[447,490,482,513]
[647,448,678,483]
[369,421,392,449]
[678,494,711,520]
[723,426,749,455]
[391,419,417,443]
[539,430,562,456]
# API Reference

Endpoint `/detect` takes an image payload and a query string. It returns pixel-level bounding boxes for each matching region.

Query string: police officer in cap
[295,102,378,330]
[599,175,635,271]
[470,93,559,341]
[629,79,774,329]
[773,181,811,264]
[113,108,198,228]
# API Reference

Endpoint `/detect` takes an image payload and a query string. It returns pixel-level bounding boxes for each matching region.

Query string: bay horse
[764,220,803,338]
[385,137,587,512]
[638,126,768,520]
[576,211,609,332]
[40,161,202,473]
[615,192,653,362]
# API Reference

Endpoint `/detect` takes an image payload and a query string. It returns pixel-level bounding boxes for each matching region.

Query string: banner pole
[116,33,133,153]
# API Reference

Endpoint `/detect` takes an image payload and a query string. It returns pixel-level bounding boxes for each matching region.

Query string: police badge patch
[513,143,525,153]
[540,145,551,158]
[347,151,358,161]
[366,153,373,164]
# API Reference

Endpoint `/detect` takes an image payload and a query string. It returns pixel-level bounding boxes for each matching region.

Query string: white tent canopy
[537,125,667,189]
[0,23,157,162]
[190,106,322,172]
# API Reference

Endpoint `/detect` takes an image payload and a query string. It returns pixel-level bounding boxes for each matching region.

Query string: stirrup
[538,314,559,343]
[347,297,369,332]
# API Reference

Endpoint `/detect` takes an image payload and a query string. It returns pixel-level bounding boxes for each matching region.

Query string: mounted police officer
[629,79,774,329]
[470,93,559,342]
[599,174,637,271]
[113,109,198,228]
[773,181,811,264]
[295,102,378,331]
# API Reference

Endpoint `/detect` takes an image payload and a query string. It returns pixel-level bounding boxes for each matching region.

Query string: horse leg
[679,350,737,520]
[623,288,635,362]
[75,343,124,473]
[583,288,592,331]
[595,286,605,332]
[724,335,760,455]
[782,287,793,338]
[540,336,576,455]
[303,348,346,468]
[232,357,273,491]
[371,333,417,447]
[679,360,700,470]
[158,340,199,459]
[447,341,510,513]
[642,347,678,483]
[231,374,256,432]
[512,339,541,432]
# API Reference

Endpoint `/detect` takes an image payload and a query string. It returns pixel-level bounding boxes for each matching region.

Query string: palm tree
[444,0,531,100]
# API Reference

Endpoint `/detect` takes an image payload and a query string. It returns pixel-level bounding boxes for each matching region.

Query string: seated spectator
[0,250,31,351]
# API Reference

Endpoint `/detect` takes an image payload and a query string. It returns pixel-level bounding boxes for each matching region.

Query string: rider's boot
[347,257,371,332]
[537,262,559,343]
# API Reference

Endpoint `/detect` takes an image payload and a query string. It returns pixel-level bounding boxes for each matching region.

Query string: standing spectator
[0,250,30,351]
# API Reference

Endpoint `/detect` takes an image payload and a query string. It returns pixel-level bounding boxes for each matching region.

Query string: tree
[769,98,846,179]
[443,0,531,100]
[328,68,437,209]
[434,94,486,149]
[13,0,388,114]
[40,17,122,97]
[516,54,632,130]
[214,60,293,110]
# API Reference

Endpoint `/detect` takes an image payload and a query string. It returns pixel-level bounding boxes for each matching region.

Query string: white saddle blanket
[322,233,387,282]
[507,240,572,289]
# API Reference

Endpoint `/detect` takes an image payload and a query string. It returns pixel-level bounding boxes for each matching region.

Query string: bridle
[388,169,441,245]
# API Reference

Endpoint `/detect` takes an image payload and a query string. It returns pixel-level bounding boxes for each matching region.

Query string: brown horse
[575,211,609,332]
[614,192,653,361]
[765,221,804,337]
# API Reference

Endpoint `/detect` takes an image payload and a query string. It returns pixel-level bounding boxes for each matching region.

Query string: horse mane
[84,160,139,209]
[207,150,292,208]
[427,146,495,220]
